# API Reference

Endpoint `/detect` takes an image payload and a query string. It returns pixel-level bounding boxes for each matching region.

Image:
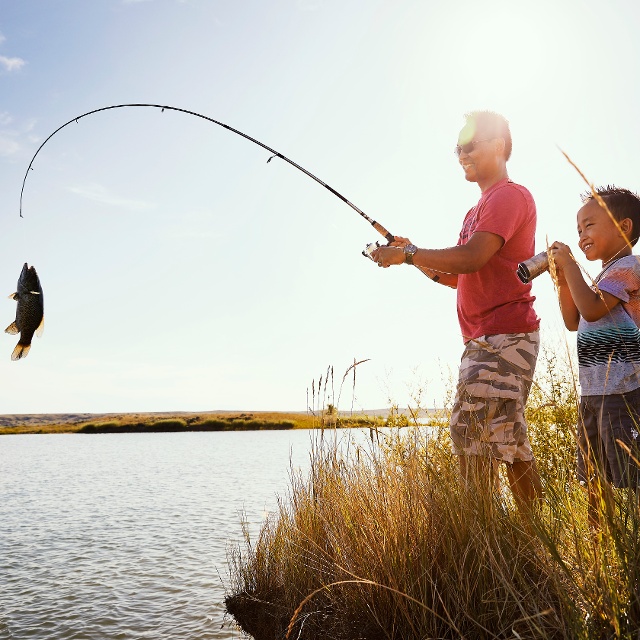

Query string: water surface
[0,430,322,639]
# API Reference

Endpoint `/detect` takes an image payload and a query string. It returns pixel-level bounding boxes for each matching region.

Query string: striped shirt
[578,255,640,395]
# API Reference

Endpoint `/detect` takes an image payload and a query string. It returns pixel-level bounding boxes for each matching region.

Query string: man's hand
[370,243,405,267]
[389,236,411,248]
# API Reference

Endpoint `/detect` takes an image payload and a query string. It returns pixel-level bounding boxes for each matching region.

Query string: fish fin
[5,322,19,335]
[36,316,44,338]
[11,343,30,361]
[8,292,17,300]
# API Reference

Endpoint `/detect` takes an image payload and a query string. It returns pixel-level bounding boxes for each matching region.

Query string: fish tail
[11,342,31,361]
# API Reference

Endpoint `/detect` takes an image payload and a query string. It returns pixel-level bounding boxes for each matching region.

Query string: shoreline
[0,411,312,434]
[0,409,402,435]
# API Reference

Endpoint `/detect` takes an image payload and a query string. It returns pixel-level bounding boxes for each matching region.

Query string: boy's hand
[549,241,572,264]
[549,241,574,285]
[549,241,575,268]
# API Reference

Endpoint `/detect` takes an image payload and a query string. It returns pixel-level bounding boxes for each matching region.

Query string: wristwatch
[403,244,418,265]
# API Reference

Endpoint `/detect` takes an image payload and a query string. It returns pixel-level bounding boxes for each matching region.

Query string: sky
[1,0,639,415]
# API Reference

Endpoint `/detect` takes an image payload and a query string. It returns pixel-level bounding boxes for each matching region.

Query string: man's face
[456,120,503,184]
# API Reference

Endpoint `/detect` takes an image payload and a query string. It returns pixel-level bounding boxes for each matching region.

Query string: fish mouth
[18,263,42,293]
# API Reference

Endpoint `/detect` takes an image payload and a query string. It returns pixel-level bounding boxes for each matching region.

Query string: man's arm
[372,231,504,274]
[415,266,458,288]
[411,232,504,273]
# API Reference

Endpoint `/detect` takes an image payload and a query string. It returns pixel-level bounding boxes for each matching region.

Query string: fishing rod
[19,103,396,240]
[19,103,440,278]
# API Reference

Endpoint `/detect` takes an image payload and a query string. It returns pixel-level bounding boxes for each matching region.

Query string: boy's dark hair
[582,186,640,246]
[464,110,512,161]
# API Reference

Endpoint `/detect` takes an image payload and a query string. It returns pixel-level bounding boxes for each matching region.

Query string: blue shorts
[578,388,640,488]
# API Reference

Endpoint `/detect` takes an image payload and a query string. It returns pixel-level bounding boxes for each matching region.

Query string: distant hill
[0,410,277,428]
[0,408,439,429]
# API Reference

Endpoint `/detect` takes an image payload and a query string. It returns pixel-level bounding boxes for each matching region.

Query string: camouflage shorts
[449,332,540,463]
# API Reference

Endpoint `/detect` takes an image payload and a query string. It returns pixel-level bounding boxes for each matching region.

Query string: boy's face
[577,199,631,263]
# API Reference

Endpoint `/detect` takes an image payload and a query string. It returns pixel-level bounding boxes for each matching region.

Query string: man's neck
[478,168,509,193]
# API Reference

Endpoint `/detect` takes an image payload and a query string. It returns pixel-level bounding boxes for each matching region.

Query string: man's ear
[494,137,506,158]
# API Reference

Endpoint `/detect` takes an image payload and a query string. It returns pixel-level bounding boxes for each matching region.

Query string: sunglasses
[454,139,492,157]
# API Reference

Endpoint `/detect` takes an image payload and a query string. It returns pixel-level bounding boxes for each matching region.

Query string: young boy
[550,187,640,526]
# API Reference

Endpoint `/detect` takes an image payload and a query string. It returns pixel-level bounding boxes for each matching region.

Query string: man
[372,111,542,511]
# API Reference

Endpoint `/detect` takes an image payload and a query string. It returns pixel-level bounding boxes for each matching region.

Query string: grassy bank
[0,411,384,435]
[225,347,640,639]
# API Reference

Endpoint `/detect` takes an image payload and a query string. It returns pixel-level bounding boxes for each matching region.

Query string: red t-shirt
[456,178,540,341]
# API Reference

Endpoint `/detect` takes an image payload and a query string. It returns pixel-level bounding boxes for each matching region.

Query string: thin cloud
[0,114,38,157]
[0,56,26,72]
[0,134,21,156]
[68,183,157,212]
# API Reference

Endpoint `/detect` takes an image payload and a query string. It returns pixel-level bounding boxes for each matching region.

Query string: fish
[5,263,44,360]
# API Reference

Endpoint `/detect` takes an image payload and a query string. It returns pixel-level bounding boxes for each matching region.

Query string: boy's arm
[562,261,621,322]
[550,241,622,324]
[555,275,580,331]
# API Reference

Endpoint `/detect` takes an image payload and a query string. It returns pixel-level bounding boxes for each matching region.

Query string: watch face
[404,244,417,255]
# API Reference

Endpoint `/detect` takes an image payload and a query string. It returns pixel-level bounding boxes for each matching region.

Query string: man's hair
[582,186,640,246]
[464,110,512,161]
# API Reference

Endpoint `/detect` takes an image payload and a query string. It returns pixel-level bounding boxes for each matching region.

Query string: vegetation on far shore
[0,410,386,435]
[225,345,640,639]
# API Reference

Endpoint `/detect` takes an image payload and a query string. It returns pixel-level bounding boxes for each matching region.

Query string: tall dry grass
[225,346,640,639]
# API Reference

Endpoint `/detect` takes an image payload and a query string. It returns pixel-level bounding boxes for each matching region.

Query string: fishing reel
[362,241,382,262]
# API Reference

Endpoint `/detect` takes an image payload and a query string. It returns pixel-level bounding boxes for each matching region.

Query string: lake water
[0,429,345,640]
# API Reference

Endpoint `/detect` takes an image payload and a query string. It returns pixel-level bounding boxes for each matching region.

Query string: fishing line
[18,102,396,243]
